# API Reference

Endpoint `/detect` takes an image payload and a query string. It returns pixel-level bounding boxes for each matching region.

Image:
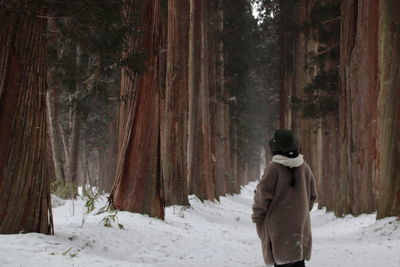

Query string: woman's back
[252,128,317,266]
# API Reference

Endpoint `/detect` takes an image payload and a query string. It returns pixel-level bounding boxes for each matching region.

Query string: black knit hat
[269,129,299,154]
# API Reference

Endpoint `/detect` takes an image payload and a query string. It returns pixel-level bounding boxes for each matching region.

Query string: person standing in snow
[252,129,317,267]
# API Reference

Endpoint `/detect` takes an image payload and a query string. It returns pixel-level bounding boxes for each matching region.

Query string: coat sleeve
[309,168,318,211]
[252,164,277,224]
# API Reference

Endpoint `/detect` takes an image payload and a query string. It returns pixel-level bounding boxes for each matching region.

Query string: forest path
[0,183,399,266]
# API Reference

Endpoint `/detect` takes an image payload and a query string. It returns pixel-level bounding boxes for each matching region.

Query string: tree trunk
[110,0,165,219]
[0,4,53,234]
[67,110,80,190]
[162,0,190,207]
[46,87,65,182]
[223,88,232,194]
[210,0,228,199]
[278,0,297,129]
[315,0,341,211]
[230,126,241,194]
[247,153,261,182]
[319,118,340,211]
[377,0,400,219]
[187,0,215,201]
[98,109,118,193]
[338,0,379,216]
[187,0,202,197]
[199,0,215,201]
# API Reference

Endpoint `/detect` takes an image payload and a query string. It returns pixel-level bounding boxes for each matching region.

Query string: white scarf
[272,154,304,168]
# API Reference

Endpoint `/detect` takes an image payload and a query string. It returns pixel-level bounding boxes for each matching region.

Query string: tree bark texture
[338,0,378,216]
[229,125,241,194]
[162,0,190,206]
[187,0,216,201]
[318,118,340,212]
[278,0,297,129]
[0,4,53,234]
[67,110,80,188]
[316,0,341,211]
[377,0,400,219]
[110,0,165,219]
[46,87,65,182]
[211,0,229,199]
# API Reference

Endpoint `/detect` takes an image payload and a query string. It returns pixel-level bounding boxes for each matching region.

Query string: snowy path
[0,182,399,267]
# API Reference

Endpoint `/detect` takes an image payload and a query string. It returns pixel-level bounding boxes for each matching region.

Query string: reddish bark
[111,0,165,219]
[0,5,53,234]
[338,0,379,216]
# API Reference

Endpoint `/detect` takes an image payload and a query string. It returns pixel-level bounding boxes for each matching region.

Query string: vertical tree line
[110,0,275,215]
[262,0,400,218]
[0,0,275,234]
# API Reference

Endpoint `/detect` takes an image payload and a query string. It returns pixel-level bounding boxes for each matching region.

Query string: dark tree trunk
[199,0,215,201]
[187,0,215,201]
[67,110,80,189]
[187,0,202,197]
[162,0,190,207]
[211,0,228,199]
[0,4,53,234]
[338,0,379,216]
[98,109,118,193]
[377,0,400,219]
[316,0,341,212]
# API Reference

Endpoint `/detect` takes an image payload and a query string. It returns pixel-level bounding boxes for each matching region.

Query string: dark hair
[272,149,299,187]
[288,167,296,187]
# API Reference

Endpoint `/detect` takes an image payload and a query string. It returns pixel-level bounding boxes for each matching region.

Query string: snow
[1,182,399,267]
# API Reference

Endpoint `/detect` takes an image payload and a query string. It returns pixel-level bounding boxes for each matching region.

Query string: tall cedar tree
[110,0,166,219]
[377,0,400,219]
[0,1,53,234]
[162,0,190,206]
[338,0,378,216]
[187,0,215,201]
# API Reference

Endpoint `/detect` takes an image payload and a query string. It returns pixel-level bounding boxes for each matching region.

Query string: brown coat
[252,162,317,265]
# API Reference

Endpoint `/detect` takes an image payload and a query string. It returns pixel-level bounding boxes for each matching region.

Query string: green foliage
[306,0,341,46]
[304,70,338,94]
[82,187,100,214]
[62,247,79,258]
[51,180,77,199]
[293,70,339,119]
[80,185,101,227]
[286,1,341,120]
[96,205,125,230]
[62,247,72,256]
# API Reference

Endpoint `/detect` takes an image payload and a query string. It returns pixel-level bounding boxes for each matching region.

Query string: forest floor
[0,183,399,267]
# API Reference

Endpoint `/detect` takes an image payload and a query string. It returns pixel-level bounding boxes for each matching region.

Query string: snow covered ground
[1,182,399,267]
